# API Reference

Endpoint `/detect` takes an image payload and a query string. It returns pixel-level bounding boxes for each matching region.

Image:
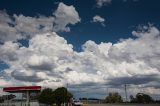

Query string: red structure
[3,86,41,92]
[3,86,41,106]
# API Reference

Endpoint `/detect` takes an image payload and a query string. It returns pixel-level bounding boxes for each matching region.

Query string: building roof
[3,86,41,93]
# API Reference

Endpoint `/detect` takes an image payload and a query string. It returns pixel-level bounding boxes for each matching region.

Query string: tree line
[105,92,156,103]
[38,87,159,105]
[1,87,159,105]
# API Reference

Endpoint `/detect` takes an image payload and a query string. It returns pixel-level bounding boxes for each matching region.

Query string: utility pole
[66,83,68,106]
[124,84,128,103]
[26,91,30,106]
[64,83,69,106]
[7,94,9,106]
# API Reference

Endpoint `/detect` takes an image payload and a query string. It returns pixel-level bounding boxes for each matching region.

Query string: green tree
[38,88,55,105]
[105,92,123,103]
[135,93,153,103]
[54,87,73,106]
[130,93,154,103]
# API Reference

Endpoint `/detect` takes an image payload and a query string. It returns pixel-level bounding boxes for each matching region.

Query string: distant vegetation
[104,92,158,104]
[38,87,159,105]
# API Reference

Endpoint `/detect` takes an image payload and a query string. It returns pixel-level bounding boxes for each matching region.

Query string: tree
[54,87,73,106]
[38,88,55,105]
[130,93,154,103]
[105,92,123,103]
[136,93,153,103]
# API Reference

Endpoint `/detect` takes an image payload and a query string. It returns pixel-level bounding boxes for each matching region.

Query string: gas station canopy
[3,86,41,93]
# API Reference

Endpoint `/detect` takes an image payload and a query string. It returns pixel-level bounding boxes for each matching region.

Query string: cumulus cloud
[0,2,160,98]
[11,69,44,82]
[96,0,112,8]
[27,54,54,70]
[0,2,80,43]
[0,25,159,99]
[92,15,106,27]
[13,14,55,36]
[0,41,19,61]
[0,11,21,43]
[53,2,81,32]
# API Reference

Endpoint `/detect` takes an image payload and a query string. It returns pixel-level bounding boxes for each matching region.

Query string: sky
[0,0,160,99]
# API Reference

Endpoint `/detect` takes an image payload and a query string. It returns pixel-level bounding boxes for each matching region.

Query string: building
[0,86,42,106]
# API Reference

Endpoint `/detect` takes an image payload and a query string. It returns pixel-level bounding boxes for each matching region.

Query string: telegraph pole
[124,84,128,103]
[66,83,68,106]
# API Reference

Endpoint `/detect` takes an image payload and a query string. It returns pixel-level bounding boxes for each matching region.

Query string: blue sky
[0,0,160,99]
[1,0,160,50]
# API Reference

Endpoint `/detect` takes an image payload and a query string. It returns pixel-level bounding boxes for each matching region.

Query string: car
[72,100,83,106]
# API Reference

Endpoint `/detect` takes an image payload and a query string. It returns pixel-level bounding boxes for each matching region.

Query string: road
[87,104,160,106]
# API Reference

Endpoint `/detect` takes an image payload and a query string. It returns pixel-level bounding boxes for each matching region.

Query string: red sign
[3,86,41,92]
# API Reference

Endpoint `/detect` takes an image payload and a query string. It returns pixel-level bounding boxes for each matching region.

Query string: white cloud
[0,41,19,61]
[0,2,81,43]
[92,15,106,27]
[27,54,54,70]
[11,69,44,82]
[13,14,55,36]
[96,0,112,8]
[53,2,81,32]
[0,23,160,98]
[0,25,159,95]
[93,15,105,23]
[0,11,21,43]
[0,3,160,98]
